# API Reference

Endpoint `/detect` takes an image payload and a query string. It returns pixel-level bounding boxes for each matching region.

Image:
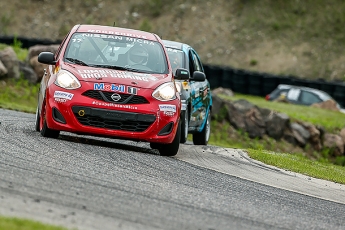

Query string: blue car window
[300,91,322,105]
[166,48,184,75]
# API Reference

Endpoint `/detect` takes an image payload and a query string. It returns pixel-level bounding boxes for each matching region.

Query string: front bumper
[45,83,180,144]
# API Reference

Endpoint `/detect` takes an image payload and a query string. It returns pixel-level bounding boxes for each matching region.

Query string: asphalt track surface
[0,108,345,230]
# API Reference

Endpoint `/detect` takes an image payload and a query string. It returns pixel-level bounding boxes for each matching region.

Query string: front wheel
[192,112,211,145]
[155,121,181,157]
[35,107,40,132]
[39,101,60,138]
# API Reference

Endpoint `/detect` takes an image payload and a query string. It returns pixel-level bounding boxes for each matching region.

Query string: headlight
[55,70,81,89]
[152,82,176,101]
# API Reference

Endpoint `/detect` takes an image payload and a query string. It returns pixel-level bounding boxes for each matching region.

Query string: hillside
[1,0,345,81]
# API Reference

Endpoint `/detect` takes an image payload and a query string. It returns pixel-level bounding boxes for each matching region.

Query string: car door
[189,49,209,129]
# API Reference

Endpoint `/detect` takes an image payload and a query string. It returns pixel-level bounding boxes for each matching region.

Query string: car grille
[72,106,156,132]
[82,90,149,104]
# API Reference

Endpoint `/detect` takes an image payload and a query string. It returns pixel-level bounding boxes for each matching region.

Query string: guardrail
[1,36,344,107]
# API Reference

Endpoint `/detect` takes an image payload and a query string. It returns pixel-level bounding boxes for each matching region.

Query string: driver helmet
[128,45,148,65]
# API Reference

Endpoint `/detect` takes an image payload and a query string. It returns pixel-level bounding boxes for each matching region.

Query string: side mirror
[38,52,57,65]
[174,68,190,80]
[191,71,206,82]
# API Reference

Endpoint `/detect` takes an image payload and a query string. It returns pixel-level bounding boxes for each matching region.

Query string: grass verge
[247,149,345,184]
[0,216,68,230]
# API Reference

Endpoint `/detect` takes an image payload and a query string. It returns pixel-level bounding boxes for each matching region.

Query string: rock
[260,108,290,140]
[210,94,225,121]
[225,99,265,138]
[323,133,344,156]
[211,87,234,97]
[29,55,48,81]
[291,122,310,147]
[283,127,296,146]
[19,61,39,83]
[340,127,345,144]
[301,122,322,151]
[26,44,60,61]
[311,99,340,112]
[0,47,20,79]
[225,100,246,130]
[0,60,8,77]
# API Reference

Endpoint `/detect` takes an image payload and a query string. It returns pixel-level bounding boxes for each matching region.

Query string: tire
[157,121,181,157]
[40,101,60,138]
[35,107,40,132]
[193,112,210,145]
[150,142,160,149]
[180,108,189,143]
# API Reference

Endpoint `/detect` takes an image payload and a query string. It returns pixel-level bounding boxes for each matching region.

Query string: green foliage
[148,0,164,17]
[249,59,258,66]
[11,37,28,61]
[335,156,345,166]
[0,12,11,34]
[213,106,228,122]
[139,19,152,32]
[58,24,70,38]
[12,36,22,49]
[0,216,68,230]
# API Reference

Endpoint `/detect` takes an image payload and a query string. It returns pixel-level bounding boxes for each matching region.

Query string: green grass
[0,216,68,230]
[0,78,39,113]
[247,149,345,184]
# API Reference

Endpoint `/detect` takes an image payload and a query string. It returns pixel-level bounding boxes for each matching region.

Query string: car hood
[61,63,171,89]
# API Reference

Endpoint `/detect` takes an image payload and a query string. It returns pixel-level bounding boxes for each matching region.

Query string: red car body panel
[38,25,180,144]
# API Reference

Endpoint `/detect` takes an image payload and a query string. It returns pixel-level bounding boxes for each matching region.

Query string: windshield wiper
[66,57,89,66]
[92,64,128,71]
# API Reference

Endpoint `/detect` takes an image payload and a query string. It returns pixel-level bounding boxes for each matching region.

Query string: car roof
[277,84,332,100]
[162,40,188,50]
[74,24,160,41]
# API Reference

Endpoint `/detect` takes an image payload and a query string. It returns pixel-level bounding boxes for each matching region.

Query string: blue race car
[163,40,212,145]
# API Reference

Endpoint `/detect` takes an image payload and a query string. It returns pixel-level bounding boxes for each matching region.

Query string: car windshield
[165,47,184,75]
[64,32,168,74]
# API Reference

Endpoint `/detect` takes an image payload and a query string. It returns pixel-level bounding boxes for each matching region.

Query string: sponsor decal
[159,104,176,112]
[54,91,74,100]
[82,33,153,45]
[127,86,137,95]
[182,81,190,90]
[92,101,138,110]
[54,98,67,103]
[94,83,125,92]
[85,31,147,39]
[78,69,157,82]
[163,111,175,117]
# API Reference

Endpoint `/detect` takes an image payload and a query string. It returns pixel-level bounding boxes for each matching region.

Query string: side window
[300,91,322,105]
[191,51,203,72]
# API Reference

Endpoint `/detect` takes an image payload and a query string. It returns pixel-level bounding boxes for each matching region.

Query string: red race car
[35,24,189,156]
